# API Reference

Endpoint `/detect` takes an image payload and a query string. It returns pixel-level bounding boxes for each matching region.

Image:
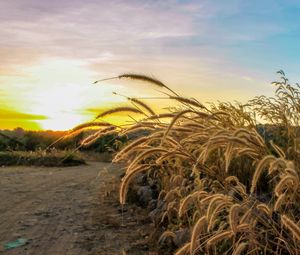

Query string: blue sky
[0,0,300,129]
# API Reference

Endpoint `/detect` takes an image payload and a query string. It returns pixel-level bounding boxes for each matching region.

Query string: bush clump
[0,150,85,167]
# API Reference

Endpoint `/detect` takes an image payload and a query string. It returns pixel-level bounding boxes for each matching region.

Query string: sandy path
[0,162,153,255]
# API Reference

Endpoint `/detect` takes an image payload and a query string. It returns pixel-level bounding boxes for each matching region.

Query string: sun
[3,57,132,130]
[23,58,96,130]
[39,113,86,131]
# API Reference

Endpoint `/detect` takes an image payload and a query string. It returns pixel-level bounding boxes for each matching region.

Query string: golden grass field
[81,71,300,254]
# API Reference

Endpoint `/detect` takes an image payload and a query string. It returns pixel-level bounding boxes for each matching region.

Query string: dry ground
[0,161,154,255]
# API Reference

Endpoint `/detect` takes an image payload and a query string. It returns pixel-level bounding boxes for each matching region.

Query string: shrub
[0,150,85,167]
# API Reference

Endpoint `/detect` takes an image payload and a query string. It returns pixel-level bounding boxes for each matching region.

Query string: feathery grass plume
[256,203,271,216]
[156,151,189,164]
[47,121,112,149]
[274,174,298,196]
[95,73,179,96]
[158,189,167,201]
[178,194,194,217]
[164,187,181,203]
[270,140,286,158]
[250,155,276,194]
[285,160,295,169]
[209,110,231,120]
[171,126,195,133]
[119,164,150,204]
[171,175,184,187]
[284,167,298,176]
[118,73,165,86]
[228,136,254,147]
[169,96,207,109]
[252,129,266,147]
[236,223,250,232]
[234,129,265,149]
[224,142,233,173]
[217,221,228,232]
[182,123,206,129]
[70,121,112,133]
[268,158,287,175]
[232,127,253,138]
[179,191,208,217]
[119,122,156,135]
[190,216,207,254]
[142,132,165,145]
[146,113,176,120]
[202,134,229,143]
[165,136,181,148]
[121,125,156,136]
[158,230,176,244]
[80,126,116,146]
[174,242,190,255]
[229,204,241,233]
[281,215,300,241]
[197,145,216,166]
[82,129,117,148]
[200,194,228,207]
[206,230,234,247]
[126,148,168,172]
[232,242,248,255]
[200,194,222,206]
[167,201,178,213]
[130,98,156,115]
[160,211,170,225]
[162,110,193,141]
[240,208,252,224]
[225,175,240,185]
[119,73,179,96]
[236,147,259,158]
[95,106,144,119]
[192,211,201,224]
[234,184,247,198]
[206,196,228,221]
[113,136,148,162]
[208,201,233,232]
[112,91,156,116]
[274,193,286,211]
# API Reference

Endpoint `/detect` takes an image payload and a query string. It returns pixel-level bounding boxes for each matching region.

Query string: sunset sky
[1,0,300,130]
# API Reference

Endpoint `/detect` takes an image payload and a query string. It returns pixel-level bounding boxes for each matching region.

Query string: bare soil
[0,161,155,255]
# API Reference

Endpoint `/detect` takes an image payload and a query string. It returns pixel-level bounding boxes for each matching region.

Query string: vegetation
[0,129,73,151]
[84,71,300,254]
[3,71,299,253]
[0,150,85,167]
[0,126,126,166]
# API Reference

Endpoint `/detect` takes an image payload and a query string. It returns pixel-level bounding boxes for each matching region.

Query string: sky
[1,0,300,130]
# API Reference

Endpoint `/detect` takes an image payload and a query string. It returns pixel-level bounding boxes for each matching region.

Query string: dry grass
[95,106,144,119]
[81,71,300,254]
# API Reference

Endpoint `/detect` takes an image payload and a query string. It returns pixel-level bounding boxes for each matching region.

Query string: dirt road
[0,162,153,255]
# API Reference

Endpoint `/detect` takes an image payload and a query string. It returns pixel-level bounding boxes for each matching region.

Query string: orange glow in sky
[1,1,299,130]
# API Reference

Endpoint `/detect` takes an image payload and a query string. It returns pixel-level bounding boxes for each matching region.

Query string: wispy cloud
[0,1,197,55]
[0,0,293,75]
[1,0,300,129]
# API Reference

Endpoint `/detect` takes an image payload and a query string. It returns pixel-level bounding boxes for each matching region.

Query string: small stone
[137,186,153,206]
[173,228,190,247]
